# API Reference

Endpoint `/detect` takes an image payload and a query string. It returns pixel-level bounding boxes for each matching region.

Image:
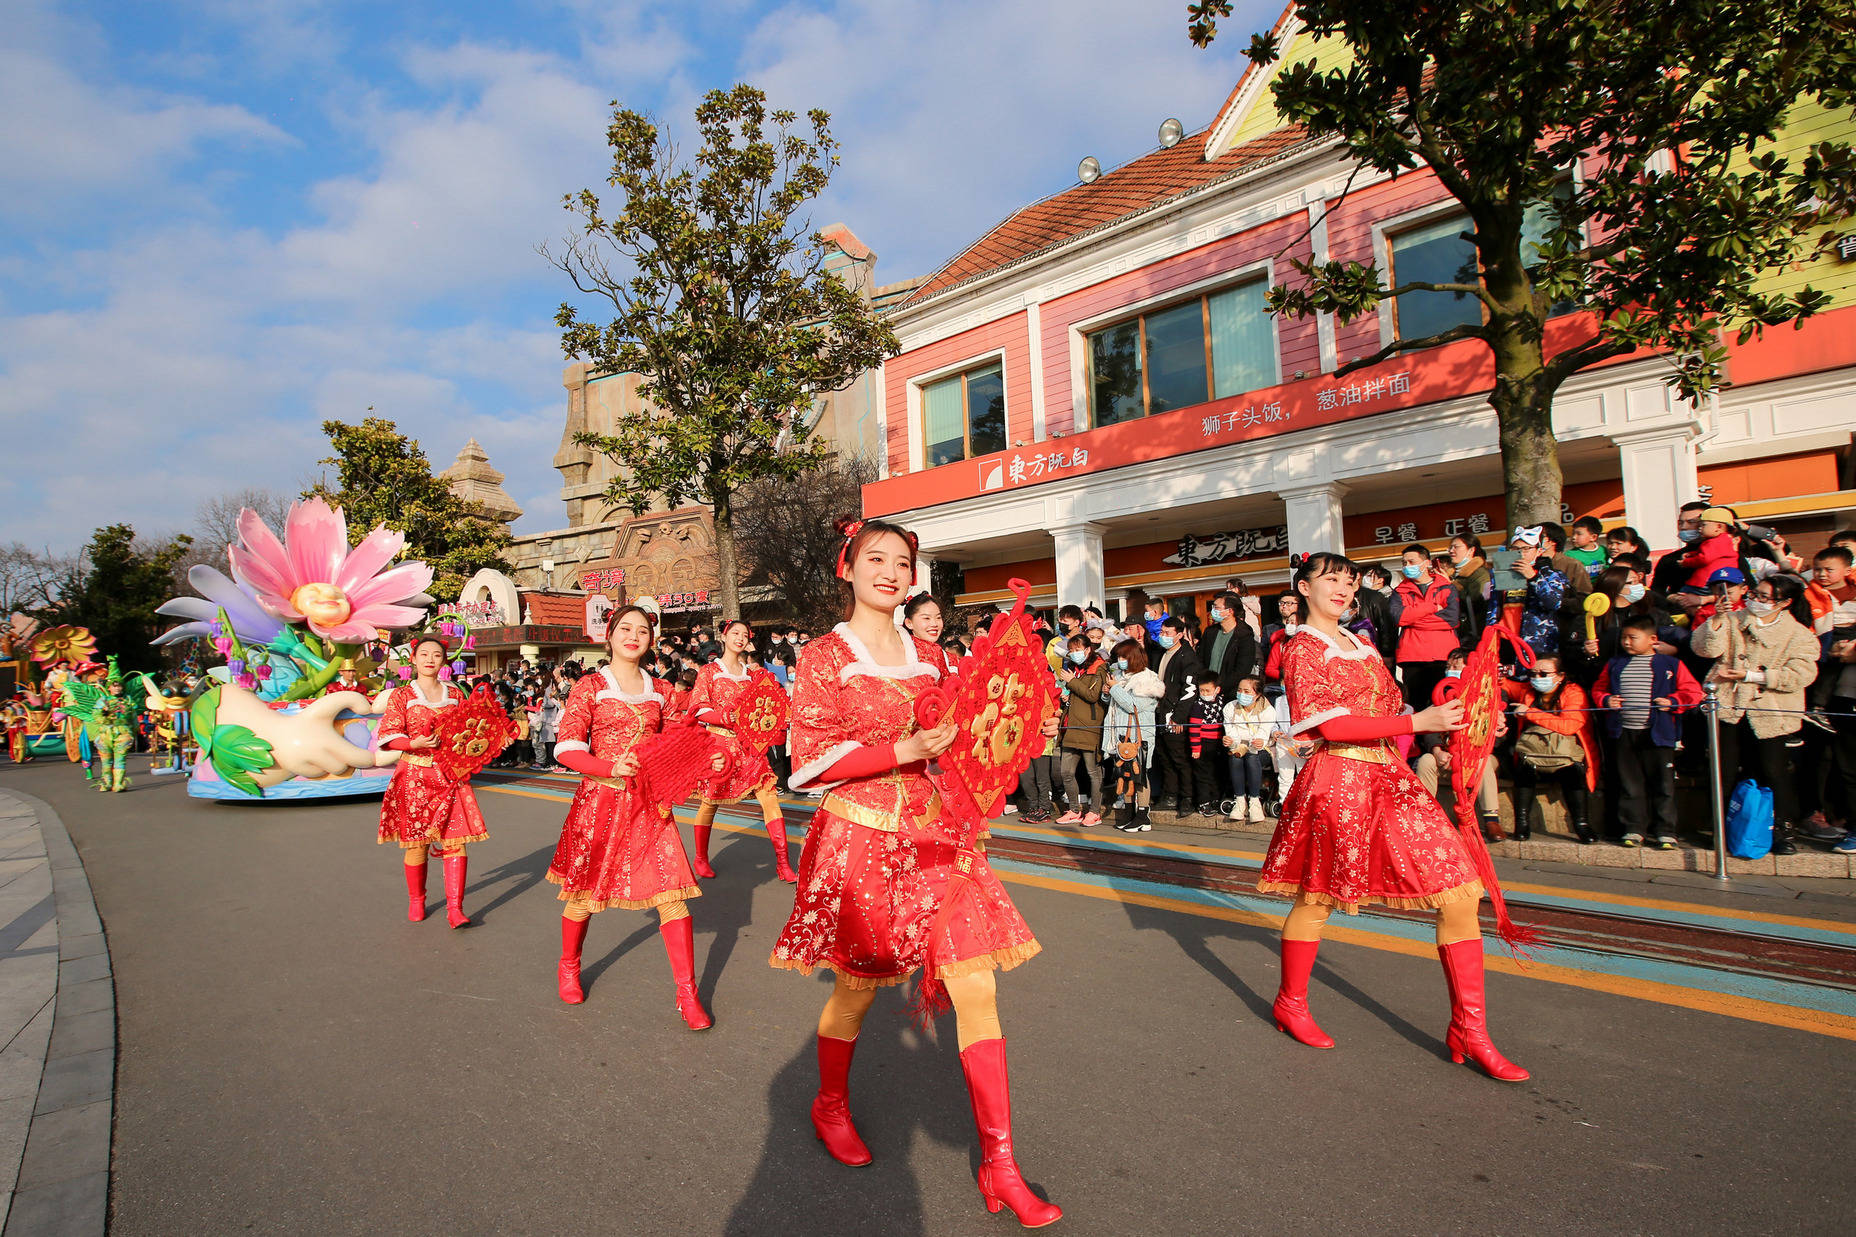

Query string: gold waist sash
[1318,741,1391,765]
[401,752,435,767]
[822,789,945,834]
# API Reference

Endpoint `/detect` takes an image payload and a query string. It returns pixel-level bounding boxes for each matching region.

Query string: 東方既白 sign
[1163,525,1289,568]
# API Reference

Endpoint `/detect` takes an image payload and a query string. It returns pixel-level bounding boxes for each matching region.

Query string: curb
[0,790,112,1237]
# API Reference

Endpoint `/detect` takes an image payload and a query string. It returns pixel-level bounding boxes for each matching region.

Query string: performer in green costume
[59,658,137,792]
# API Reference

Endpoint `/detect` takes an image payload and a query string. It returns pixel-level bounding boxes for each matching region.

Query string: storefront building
[864,7,1856,621]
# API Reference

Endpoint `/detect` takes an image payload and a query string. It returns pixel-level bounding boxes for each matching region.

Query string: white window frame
[1065,260,1281,432]
[905,349,1009,473]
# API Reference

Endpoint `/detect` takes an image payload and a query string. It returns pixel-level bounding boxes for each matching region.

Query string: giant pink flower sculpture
[228,498,432,643]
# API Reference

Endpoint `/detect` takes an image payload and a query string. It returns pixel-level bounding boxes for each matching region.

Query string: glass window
[1389,214,1481,340]
[1085,278,1276,427]
[1089,321,1144,427]
[1208,281,1274,398]
[1143,301,1209,415]
[921,362,1005,467]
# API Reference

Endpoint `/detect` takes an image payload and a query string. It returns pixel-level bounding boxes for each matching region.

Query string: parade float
[155,498,435,801]
[3,625,101,762]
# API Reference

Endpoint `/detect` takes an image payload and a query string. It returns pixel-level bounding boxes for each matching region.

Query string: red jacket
[1392,574,1462,663]
[1677,530,1739,590]
[1501,680,1601,791]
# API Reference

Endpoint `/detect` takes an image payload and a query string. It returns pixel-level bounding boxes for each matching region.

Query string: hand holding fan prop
[732,673,789,753]
[634,720,730,811]
[918,579,1060,841]
[430,685,517,782]
[1446,624,1538,951]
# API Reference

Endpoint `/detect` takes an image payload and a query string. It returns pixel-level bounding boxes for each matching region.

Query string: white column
[1279,482,1350,558]
[1613,425,1700,551]
[912,552,935,595]
[1049,521,1108,610]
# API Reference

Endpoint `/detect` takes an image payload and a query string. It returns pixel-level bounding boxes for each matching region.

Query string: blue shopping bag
[1725,779,1774,861]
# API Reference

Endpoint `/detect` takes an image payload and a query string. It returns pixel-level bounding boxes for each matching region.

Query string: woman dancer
[546,606,714,1028]
[376,636,490,928]
[903,593,959,678]
[770,518,1060,1228]
[1258,553,1528,1082]
[687,619,798,883]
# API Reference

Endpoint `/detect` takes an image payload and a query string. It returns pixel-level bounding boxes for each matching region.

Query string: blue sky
[1,0,1268,555]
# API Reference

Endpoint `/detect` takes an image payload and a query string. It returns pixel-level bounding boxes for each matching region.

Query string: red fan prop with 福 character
[913,578,1060,842]
[732,673,790,753]
[1441,624,1538,950]
[429,685,518,782]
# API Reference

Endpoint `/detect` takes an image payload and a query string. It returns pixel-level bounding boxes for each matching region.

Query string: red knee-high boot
[691,823,715,879]
[767,817,798,883]
[442,853,470,929]
[1273,938,1335,1048]
[960,1038,1062,1228]
[659,916,712,1030]
[558,916,587,1004]
[1438,939,1529,1082]
[812,1035,872,1166]
[403,862,427,923]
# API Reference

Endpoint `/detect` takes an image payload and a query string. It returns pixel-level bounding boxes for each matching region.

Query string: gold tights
[1281,894,1480,946]
[695,782,784,830]
[560,898,688,925]
[817,969,1003,1052]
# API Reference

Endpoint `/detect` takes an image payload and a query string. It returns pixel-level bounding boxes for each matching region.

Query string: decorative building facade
[864,6,1856,621]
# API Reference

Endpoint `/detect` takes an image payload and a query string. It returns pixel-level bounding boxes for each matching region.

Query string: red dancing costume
[687,659,797,883]
[771,624,1058,1227]
[377,680,490,928]
[1258,625,1527,1081]
[546,666,710,1029]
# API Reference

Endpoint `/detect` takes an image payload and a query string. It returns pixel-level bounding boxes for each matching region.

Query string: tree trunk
[1487,312,1564,531]
[711,489,741,622]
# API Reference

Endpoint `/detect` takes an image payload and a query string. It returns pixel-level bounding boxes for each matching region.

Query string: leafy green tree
[544,84,900,619]
[37,525,192,673]
[1187,0,1856,524]
[308,416,513,600]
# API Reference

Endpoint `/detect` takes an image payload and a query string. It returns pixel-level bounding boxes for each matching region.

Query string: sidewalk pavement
[0,788,113,1237]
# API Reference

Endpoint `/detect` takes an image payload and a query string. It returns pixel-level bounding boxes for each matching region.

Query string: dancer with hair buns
[1257,552,1529,1082]
[770,517,1060,1228]
[547,604,718,1030]
[376,635,491,928]
[686,618,798,883]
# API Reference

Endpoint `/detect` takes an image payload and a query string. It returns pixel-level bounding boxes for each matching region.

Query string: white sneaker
[1247,796,1265,823]
[1224,799,1243,820]
[1004,804,1019,815]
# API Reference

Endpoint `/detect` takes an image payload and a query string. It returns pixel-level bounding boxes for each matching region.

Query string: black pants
[1401,660,1449,710]
[1186,750,1220,809]
[1716,720,1800,833]
[1832,698,1856,825]
[1510,760,1588,834]
[1611,728,1678,840]
[1155,729,1193,810]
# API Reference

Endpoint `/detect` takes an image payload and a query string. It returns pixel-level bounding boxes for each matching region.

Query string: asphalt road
[6,755,1854,1237]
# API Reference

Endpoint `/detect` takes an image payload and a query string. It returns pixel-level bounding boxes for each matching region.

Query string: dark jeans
[1401,660,1449,710]
[1510,760,1589,834]
[1612,728,1678,840]
[1226,750,1265,797]
[1018,754,1055,815]
[1716,720,1800,832]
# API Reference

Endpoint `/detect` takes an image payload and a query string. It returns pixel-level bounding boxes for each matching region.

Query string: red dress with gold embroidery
[376,682,491,850]
[1257,628,1482,912]
[546,668,701,913]
[689,660,778,804]
[770,625,1039,988]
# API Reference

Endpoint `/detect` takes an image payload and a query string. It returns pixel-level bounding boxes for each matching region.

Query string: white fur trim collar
[1297,626,1375,662]
[597,666,663,704]
[833,623,940,682]
[710,660,752,682]
[407,681,457,709]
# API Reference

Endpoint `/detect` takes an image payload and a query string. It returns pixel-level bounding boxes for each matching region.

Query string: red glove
[1311,713,1414,743]
[555,748,618,779]
[384,736,415,752]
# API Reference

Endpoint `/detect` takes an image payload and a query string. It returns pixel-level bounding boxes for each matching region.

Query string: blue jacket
[1591,652,1703,745]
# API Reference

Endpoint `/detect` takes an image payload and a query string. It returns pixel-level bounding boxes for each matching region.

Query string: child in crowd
[1693,566,1748,625]
[1220,675,1273,823]
[1017,712,1060,825]
[1186,670,1225,819]
[1566,516,1609,570]
[1502,655,1598,843]
[1591,614,1703,848]
[1413,648,1505,840]
[1674,506,1742,594]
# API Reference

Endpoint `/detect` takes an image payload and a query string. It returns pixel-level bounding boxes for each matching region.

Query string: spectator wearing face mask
[1510,527,1572,661]
[1221,675,1273,823]
[1413,648,1503,839]
[1102,639,1163,833]
[1047,604,1086,672]
[1352,566,1399,661]
[1592,614,1704,848]
[1119,614,1162,669]
[1151,615,1204,817]
[1390,543,1462,709]
[1501,656,1598,843]
[1202,591,1260,700]
[1184,670,1226,819]
[1222,578,1265,638]
[1691,573,1820,855]
[1261,592,1301,691]
[1448,534,1492,646]
[1670,506,1744,598]
[1056,634,1108,826]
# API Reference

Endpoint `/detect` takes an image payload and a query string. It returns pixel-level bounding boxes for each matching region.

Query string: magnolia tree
[1187,0,1856,525]
[544,85,899,619]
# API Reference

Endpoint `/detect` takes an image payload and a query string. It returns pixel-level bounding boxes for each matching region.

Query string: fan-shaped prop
[733,674,789,753]
[430,685,516,782]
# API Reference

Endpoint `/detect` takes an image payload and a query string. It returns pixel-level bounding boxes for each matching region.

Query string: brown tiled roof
[903,123,1317,306]
[519,593,586,627]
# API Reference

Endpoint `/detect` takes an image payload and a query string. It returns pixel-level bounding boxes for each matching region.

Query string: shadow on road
[464,842,554,923]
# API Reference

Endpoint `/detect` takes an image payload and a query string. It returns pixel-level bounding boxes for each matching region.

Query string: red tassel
[903,971,951,1031]
[1457,820,1539,954]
